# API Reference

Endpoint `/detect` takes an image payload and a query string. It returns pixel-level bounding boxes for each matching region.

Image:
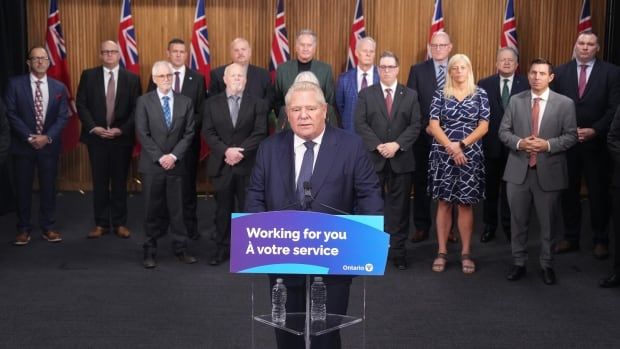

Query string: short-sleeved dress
[427,87,490,204]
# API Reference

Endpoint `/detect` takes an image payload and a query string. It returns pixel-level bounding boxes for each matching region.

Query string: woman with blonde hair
[427,53,490,274]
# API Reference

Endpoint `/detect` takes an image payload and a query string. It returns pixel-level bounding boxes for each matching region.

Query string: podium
[231,211,388,349]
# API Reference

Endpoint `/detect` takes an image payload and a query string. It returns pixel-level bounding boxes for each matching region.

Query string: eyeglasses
[378,65,398,71]
[101,50,119,55]
[430,44,450,50]
[29,56,49,62]
[288,105,322,113]
[154,74,174,80]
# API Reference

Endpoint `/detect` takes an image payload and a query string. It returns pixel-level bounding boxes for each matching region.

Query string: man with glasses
[76,40,141,240]
[407,31,456,244]
[135,61,197,269]
[4,46,69,245]
[355,51,422,270]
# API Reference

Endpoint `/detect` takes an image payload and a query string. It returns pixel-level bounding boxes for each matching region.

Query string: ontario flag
[578,0,592,34]
[189,0,211,161]
[500,0,519,54]
[346,0,366,71]
[118,0,140,75]
[269,0,290,83]
[45,0,79,153]
[427,0,445,59]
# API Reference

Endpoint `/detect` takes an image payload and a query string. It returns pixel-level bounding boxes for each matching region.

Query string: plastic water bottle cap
[276,278,283,283]
[314,276,323,282]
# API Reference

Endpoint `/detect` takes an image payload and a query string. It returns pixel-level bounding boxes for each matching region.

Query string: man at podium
[245,81,383,348]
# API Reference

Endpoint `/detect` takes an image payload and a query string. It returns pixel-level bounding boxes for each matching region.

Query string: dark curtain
[605,0,620,66]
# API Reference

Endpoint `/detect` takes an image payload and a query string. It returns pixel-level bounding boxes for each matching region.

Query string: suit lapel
[390,85,405,119]
[169,93,184,133]
[182,69,194,95]
[567,60,579,98]
[235,94,250,129]
[372,85,390,119]
[538,92,556,136]
[582,60,600,99]
[149,92,168,132]
[310,127,338,197]
[278,132,296,198]
[22,76,36,120]
[114,69,125,110]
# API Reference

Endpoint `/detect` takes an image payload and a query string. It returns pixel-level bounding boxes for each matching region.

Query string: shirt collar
[172,65,186,74]
[380,81,398,93]
[157,88,174,100]
[30,73,47,84]
[103,65,119,75]
[576,58,595,67]
[499,74,514,83]
[532,88,550,101]
[293,127,326,149]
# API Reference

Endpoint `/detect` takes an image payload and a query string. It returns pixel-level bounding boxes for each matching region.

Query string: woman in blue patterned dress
[428,54,490,274]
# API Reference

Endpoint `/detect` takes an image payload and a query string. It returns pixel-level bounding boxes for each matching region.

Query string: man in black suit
[76,40,141,239]
[202,63,268,265]
[136,61,197,268]
[147,38,206,240]
[552,31,620,259]
[477,47,529,243]
[4,46,69,245]
[406,31,457,243]
[355,51,421,270]
[0,99,8,166]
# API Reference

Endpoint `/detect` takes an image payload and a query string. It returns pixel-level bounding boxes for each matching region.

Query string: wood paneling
[25,0,608,191]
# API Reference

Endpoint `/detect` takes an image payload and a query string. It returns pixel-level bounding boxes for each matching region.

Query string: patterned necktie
[34,80,44,134]
[229,95,240,126]
[437,65,446,89]
[162,96,172,129]
[297,141,316,207]
[361,72,368,90]
[529,97,541,168]
[578,64,588,98]
[501,78,510,108]
[174,71,181,94]
[106,71,116,126]
[385,88,393,119]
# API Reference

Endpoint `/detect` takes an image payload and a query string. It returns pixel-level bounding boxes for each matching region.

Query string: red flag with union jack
[427,0,445,59]
[578,0,592,34]
[500,0,519,54]
[118,0,140,75]
[269,0,290,83]
[45,0,79,153]
[189,0,211,161]
[346,0,366,71]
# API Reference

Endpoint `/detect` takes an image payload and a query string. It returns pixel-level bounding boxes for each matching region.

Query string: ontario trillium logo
[365,264,373,272]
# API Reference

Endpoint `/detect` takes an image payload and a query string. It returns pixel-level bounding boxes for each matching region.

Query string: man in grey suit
[499,58,577,285]
[135,61,197,269]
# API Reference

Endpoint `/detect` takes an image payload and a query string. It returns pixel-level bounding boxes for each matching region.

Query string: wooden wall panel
[25,0,609,191]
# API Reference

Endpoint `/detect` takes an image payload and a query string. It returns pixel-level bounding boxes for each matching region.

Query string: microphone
[302,181,350,215]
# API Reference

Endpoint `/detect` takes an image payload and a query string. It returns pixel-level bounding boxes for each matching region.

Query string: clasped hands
[444,141,467,166]
[92,126,122,139]
[376,142,399,159]
[225,147,245,166]
[159,154,176,170]
[519,136,548,153]
[28,134,49,149]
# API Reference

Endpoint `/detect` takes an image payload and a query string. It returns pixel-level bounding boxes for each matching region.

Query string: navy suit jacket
[245,125,382,215]
[477,74,529,159]
[552,59,620,151]
[608,106,620,187]
[407,59,438,146]
[335,66,380,133]
[4,74,69,155]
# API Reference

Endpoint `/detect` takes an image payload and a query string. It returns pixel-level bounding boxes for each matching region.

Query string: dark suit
[148,67,206,238]
[607,106,620,273]
[76,66,141,228]
[355,83,421,258]
[478,74,529,234]
[499,89,578,268]
[553,59,620,245]
[135,90,195,255]
[245,125,382,349]
[335,66,379,133]
[202,91,268,255]
[406,59,439,232]
[4,74,69,232]
[0,99,9,165]
[209,64,274,104]
[0,99,13,216]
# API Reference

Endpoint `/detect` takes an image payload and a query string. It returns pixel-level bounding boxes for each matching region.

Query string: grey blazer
[499,89,577,191]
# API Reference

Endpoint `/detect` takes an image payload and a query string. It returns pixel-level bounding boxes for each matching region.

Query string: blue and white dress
[427,87,490,204]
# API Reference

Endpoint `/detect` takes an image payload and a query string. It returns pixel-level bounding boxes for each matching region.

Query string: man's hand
[528,137,549,153]
[224,147,245,166]
[377,142,399,158]
[159,154,176,170]
[29,135,50,150]
[92,126,114,139]
[577,127,596,142]
[107,127,123,138]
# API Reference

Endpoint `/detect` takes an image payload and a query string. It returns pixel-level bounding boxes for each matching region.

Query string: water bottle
[271,278,287,324]
[310,276,327,322]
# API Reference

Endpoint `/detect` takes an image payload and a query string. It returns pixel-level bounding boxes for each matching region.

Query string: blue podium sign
[230,211,387,275]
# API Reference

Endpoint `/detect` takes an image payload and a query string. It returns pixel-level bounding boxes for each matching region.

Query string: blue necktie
[297,141,316,208]
[437,65,446,89]
[162,96,172,129]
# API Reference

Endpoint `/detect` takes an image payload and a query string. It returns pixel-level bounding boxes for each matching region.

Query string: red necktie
[34,80,44,134]
[529,97,541,168]
[578,64,587,98]
[174,71,181,93]
[361,72,368,90]
[385,88,393,119]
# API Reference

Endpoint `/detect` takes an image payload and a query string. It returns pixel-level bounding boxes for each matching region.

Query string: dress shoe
[393,257,407,270]
[176,252,198,264]
[541,268,556,285]
[599,273,620,288]
[480,226,496,243]
[447,230,459,243]
[88,226,107,239]
[42,230,62,243]
[143,255,156,269]
[115,226,131,239]
[209,249,229,266]
[14,232,31,246]
[409,229,428,243]
[593,244,609,260]
[554,240,579,254]
[506,265,526,281]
